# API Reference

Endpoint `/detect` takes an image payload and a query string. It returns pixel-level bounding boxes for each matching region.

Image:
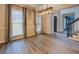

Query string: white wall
[51,11,61,33]
[51,14,54,33]
[51,6,79,33]
[60,6,79,32]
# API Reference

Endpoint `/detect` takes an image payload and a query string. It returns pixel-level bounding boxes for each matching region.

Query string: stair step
[68,37,74,40]
[72,35,78,38]
[77,33,79,35]
[68,36,79,41]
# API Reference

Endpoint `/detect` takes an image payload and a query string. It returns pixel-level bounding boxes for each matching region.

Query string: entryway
[63,13,75,34]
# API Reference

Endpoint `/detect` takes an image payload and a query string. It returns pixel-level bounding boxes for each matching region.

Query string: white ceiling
[19,4,79,11]
[23,4,43,10]
[27,4,43,8]
[25,4,79,11]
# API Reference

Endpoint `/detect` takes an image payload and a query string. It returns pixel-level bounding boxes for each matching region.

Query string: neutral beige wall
[0,4,6,43]
[26,9,35,37]
[41,11,62,34]
[42,14,52,34]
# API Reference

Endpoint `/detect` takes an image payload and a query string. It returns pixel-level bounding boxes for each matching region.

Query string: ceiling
[26,4,43,8]
[18,4,79,11]
[21,4,43,10]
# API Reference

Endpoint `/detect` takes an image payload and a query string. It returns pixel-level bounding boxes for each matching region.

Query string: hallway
[0,33,79,54]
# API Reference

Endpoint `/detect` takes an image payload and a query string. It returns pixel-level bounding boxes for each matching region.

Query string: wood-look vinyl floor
[0,33,79,54]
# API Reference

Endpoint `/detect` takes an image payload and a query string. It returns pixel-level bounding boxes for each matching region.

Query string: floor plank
[0,33,79,54]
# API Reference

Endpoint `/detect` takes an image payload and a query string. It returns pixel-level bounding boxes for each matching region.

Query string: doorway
[63,13,75,33]
[54,16,57,32]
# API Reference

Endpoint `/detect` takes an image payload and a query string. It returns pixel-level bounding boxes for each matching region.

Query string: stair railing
[67,18,79,37]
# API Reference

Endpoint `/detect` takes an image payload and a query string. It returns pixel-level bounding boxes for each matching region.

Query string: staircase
[68,33,79,41]
[66,17,79,41]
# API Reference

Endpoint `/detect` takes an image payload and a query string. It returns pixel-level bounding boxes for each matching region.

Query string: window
[36,16,41,32]
[11,6,24,37]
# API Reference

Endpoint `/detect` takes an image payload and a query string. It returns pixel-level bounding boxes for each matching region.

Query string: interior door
[54,16,57,32]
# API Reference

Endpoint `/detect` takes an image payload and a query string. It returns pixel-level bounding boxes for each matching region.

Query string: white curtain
[11,5,24,37]
[36,16,41,32]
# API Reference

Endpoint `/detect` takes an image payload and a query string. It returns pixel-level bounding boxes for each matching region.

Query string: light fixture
[38,5,53,15]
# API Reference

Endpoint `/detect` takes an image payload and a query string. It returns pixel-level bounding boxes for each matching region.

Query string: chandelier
[38,5,53,15]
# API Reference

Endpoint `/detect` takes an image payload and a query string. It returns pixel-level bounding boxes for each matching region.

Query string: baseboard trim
[0,40,6,44]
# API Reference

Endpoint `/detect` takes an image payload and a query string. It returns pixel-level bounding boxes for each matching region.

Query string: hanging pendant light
[38,4,53,15]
